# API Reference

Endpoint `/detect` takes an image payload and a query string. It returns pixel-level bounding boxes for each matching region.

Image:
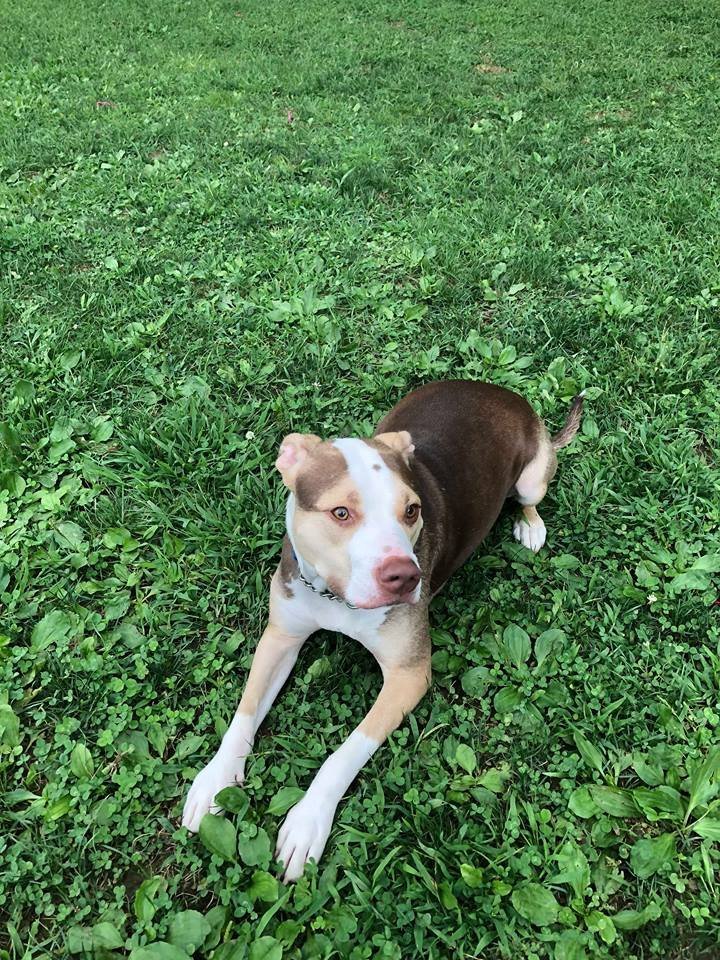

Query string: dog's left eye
[331,506,350,521]
[404,503,420,522]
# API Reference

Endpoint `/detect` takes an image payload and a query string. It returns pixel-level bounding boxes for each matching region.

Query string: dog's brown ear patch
[374,430,415,465]
[275,433,322,489]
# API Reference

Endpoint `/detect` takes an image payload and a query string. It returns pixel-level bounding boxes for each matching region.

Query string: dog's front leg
[182,618,309,832]
[276,656,431,882]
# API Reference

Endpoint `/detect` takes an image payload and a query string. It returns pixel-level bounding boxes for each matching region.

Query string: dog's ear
[374,430,415,465]
[275,433,322,489]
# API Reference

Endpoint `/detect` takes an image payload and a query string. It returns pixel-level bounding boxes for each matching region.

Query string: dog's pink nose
[376,557,421,596]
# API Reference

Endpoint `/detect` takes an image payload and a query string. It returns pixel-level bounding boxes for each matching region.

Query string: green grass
[1,0,719,956]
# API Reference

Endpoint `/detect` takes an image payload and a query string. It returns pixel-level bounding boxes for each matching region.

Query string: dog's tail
[551,391,585,450]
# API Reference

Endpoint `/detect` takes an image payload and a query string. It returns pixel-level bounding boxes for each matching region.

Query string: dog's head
[276,432,423,609]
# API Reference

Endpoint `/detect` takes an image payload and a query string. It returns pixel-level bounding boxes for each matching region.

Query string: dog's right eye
[331,506,350,521]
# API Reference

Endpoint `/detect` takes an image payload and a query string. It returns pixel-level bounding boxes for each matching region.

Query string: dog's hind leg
[512,443,553,553]
[512,393,584,553]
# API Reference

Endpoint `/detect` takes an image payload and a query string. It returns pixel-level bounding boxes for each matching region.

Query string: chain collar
[292,549,358,610]
[296,570,359,610]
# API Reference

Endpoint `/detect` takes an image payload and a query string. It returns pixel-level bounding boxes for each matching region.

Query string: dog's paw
[513,514,547,553]
[275,796,335,882]
[182,753,246,832]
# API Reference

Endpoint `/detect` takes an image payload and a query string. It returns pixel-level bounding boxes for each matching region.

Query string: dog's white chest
[274,576,389,651]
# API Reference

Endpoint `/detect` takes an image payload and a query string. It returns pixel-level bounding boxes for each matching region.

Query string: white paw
[182,752,247,832]
[513,515,547,553]
[275,795,335,882]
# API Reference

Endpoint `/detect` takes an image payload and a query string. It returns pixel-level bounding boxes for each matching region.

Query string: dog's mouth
[352,587,422,610]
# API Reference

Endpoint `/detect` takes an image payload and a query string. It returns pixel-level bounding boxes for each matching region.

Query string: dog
[182,379,583,880]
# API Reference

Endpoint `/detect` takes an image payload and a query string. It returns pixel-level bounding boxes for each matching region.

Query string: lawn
[1,0,719,956]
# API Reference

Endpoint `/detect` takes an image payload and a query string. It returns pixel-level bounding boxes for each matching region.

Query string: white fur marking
[514,448,550,506]
[513,514,547,552]
[332,439,418,607]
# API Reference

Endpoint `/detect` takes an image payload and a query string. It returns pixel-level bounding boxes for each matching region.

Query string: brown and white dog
[182,380,583,880]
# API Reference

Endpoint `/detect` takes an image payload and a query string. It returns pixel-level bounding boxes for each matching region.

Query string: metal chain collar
[297,571,358,610]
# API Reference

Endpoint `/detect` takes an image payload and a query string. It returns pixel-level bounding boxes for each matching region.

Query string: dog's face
[276,432,423,609]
